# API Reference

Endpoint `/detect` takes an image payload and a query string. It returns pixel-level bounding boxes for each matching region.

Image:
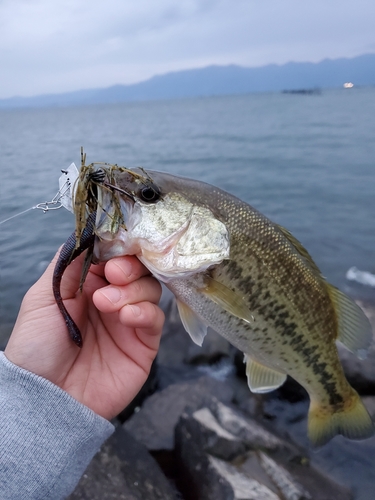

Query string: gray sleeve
[0,351,115,499]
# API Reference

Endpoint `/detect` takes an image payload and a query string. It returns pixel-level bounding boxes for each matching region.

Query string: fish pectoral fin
[176,299,208,346]
[327,284,373,359]
[202,276,255,324]
[244,355,287,393]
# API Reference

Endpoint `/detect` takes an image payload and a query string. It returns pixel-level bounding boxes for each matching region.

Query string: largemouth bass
[55,163,374,447]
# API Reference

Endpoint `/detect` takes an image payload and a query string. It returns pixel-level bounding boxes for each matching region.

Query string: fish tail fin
[308,389,374,447]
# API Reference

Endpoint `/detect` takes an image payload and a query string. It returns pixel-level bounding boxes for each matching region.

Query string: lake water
[1,87,375,339]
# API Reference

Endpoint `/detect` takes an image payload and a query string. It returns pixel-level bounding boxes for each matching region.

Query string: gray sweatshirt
[0,352,114,499]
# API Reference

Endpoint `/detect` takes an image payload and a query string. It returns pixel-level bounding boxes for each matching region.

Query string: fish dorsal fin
[176,299,208,346]
[276,224,322,276]
[327,284,373,359]
[202,276,256,325]
[244,355,287,393]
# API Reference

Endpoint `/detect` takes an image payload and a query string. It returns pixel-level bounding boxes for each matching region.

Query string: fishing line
[0,207,37,226]
[0,180,71,226]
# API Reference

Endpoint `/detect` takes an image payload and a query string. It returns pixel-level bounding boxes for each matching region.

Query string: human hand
[4,250,164,420]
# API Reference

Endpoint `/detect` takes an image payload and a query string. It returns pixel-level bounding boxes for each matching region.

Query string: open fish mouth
[60,152,164,261]
[69,160,135,248]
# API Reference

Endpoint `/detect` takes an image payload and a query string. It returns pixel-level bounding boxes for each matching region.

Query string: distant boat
[282,88,321,95]
[343,82,354,88]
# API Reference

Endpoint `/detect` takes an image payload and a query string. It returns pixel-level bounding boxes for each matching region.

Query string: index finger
[104,255,151,286]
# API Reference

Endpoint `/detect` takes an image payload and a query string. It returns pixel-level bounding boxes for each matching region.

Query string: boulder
[210,399,300,457]
[156,362,204,390]
[262,395,375,500]
[118,358,159,422]
[175,412,279,499]
[68,425,179,500]
[70,298,375,500]
[123,376,234,451]
[175,401,352,500]
[183,407,247,460]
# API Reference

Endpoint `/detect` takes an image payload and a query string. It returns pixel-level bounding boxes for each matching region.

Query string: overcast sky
[1,0,374,99]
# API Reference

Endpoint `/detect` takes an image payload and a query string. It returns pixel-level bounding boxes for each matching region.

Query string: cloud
[0,0,374,98]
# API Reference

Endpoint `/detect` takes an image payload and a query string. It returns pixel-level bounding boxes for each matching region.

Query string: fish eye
[140,185,160,203]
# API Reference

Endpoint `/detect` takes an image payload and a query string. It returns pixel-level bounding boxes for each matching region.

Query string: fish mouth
[101,180,136,203]
[72,161,163,263]
[93,181,136,262]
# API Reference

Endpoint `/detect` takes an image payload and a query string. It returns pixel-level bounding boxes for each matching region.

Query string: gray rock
[239,450,352,500]
[68,425,179,500]
[175,414,278,499]
[123,376,233,451]
[208,456,280,500]
[188,407,247,460]
[261,397,374,500]
[156,363,204,390]
[258,452,311,500]
[211,399,298,455]
[118,358,158,422]
[176,401,352,500]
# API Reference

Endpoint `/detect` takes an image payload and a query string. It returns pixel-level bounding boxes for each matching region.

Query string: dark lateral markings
[274,316,344,406]
[219,260,344,407]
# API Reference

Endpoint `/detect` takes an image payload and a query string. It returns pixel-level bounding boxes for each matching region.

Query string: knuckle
[131,280,143,296]
[144,303,164,328]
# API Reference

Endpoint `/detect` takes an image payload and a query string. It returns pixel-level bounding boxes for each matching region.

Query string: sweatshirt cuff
[0,351,114,499]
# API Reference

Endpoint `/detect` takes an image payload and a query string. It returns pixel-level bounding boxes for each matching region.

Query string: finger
[93,276,162,313]
[119,301,165,353]
[104,256,150,286]
[118,301,165,333]
[88,262,106,278]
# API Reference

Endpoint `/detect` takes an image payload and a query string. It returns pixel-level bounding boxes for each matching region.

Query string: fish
[55,162,374,447]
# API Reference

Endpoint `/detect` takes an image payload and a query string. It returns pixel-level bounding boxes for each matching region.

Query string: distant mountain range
[1,53,374,109]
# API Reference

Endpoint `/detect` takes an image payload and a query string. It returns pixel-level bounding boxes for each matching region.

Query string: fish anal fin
[327,284,373,359]
[176,299,207,346]
[308,389,374,447]
[202,276,255,325]
[244,355,287,393]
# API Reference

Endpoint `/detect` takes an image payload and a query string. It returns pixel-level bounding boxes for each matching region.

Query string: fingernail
[114,259,132,280]
[101,287,122,304]
[129,304,141,316]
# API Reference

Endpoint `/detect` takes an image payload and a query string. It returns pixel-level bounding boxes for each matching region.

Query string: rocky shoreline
[68,294,375,500]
